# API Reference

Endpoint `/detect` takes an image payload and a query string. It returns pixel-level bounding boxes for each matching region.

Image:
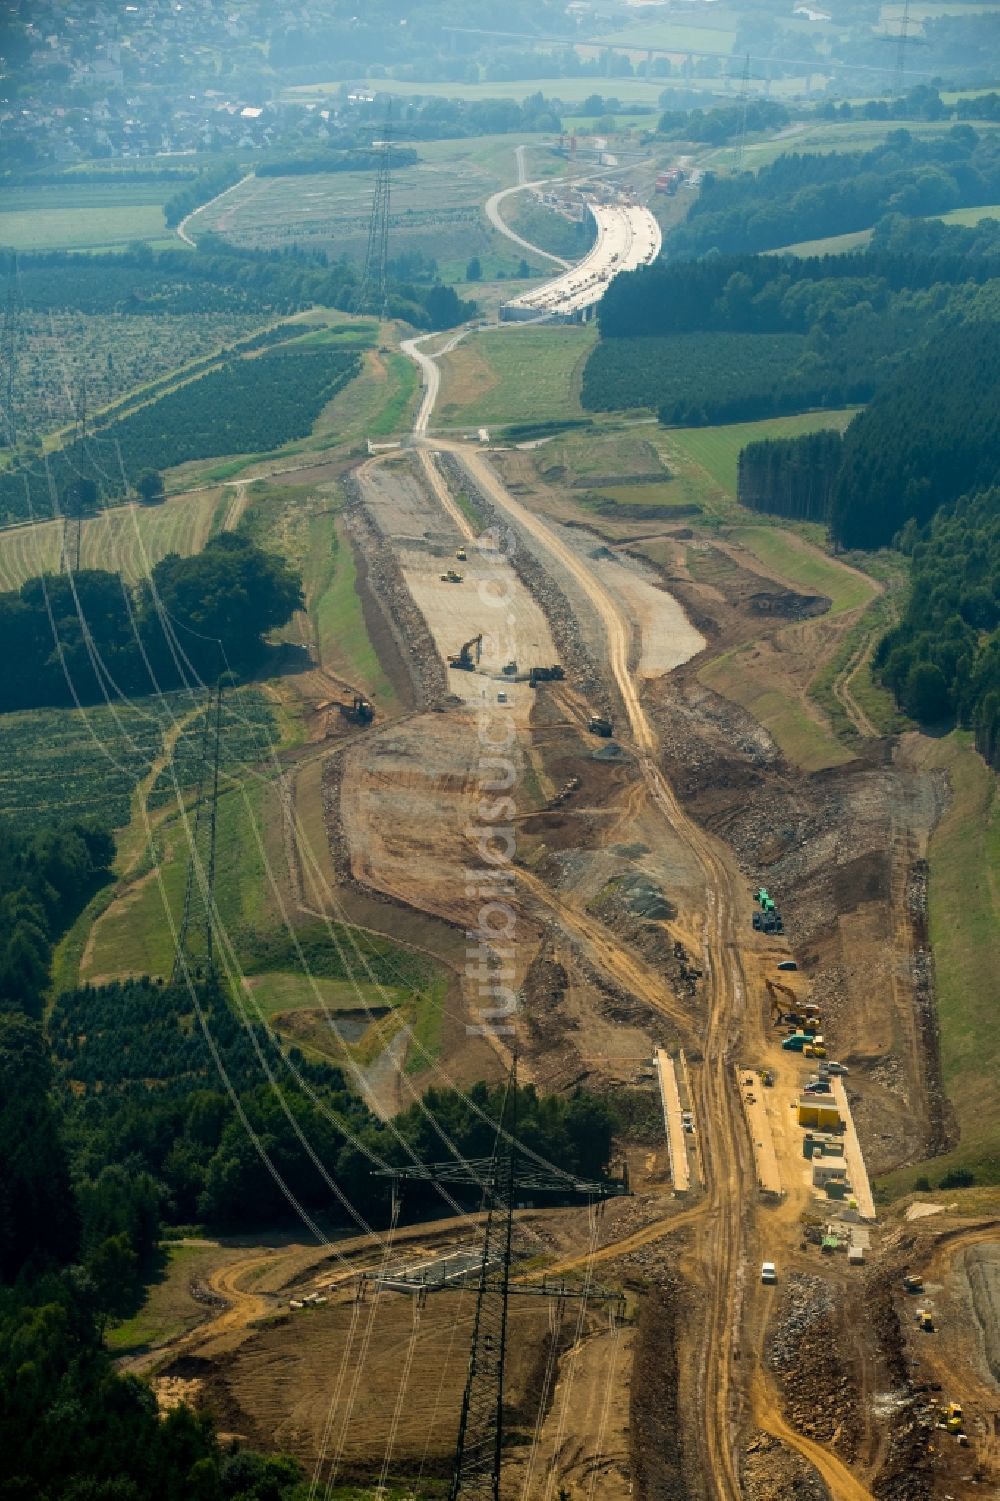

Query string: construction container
[797,1099,842,1130]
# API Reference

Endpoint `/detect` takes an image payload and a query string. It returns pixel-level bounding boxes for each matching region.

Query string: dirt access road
[417,436,876,1501]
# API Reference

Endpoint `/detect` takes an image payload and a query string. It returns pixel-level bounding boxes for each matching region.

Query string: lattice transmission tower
[736,52,752,173]
[371,1060,629,1501]
[172,676,224,982]
[359,107,393,317]
[884,0,927,99]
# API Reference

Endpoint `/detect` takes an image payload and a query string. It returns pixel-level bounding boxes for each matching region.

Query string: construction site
[104,143,1000,1501]
[120,411,1000,1501]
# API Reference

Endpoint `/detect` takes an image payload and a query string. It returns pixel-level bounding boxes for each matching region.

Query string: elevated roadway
[501,201,661,323]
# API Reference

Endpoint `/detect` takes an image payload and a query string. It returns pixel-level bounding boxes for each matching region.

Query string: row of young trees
[0,533,304,711]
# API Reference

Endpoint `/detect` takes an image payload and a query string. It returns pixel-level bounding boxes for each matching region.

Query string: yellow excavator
[448,634,483,671]
[940,1401,963,1433]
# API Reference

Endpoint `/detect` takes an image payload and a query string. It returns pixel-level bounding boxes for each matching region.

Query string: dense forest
[875,488,1000,766]
[729,321,1000,548]
[738,430,844,523]
[665,126,1000,258]
[585,225,1000,423]
[0,534,303,710]
[0,818,307,1499]
[829,321,1000,549]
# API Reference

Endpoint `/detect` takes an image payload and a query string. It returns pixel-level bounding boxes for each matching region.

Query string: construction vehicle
[456,548,467,561]
[759,1068,774,1087]
[777,959,798,971]
[781,1032,811,1052]
[440,568,463,583]
[803,1039,827,1059]
[340,694,374,725]
[903,1273,924,1294]
[527,664,565,686]
[940,1401,963,1433]
[588,714,613,737]
[755,887,776,913]
[502,661,518,676]
[766,977,801,1024]
[916,1309,935,1332]
[448,634,482,671]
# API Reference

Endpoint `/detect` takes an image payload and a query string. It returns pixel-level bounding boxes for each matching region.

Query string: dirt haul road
[427,439,876,1501]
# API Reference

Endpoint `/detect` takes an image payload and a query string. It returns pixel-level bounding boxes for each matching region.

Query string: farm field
[883,731,1000,1191]
[592,15,739,51]
[705,115,1000,172]
[16,309,266,440]
[667,409,859,498]
[287,76,670,105]
[0,489,234,590]
[196,135,530,261]
[0,181,173,251]
[435,325,596,428]
[937,201,1000,226]
[0,694,196,834]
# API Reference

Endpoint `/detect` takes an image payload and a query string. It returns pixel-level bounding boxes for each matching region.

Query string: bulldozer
[803,1039,827,1059]
[587,714,613,737]
[528,664,565,686]
[340,694,374,725]
[916,1308,935,1332]
[448,634,483,672]
[456,548,467,561]
[903,1273,924,1294]
[441,568,464,583]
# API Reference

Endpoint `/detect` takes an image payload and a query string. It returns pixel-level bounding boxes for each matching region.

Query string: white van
[761,1261,777,1284]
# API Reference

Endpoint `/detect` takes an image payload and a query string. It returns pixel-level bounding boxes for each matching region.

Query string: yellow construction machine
[441,568,464,583]
[940,1401,963,1433]
[448,634,483,671]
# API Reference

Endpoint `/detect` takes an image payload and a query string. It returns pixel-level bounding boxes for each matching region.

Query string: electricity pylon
[359,107,393,317]
[372,1060,629,1500]
[173,676,224,981]
[736,52,752,173]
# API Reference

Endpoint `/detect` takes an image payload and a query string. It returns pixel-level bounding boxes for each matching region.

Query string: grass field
[313,515,399,705]
[705,116,1000,173]
[590,17,739,52]
[243,970,407,1019]
[727,526,876,615]
[84,772,285,982]
[435,325,595,427]
[0,181,172,251]
[667,409,859,499]
[936,202,1000,226]
[106,1241,221,1356]
[882,731,1000,1192]
[0,489,232,590]
[772,228,875,257]
[700,644,855,772]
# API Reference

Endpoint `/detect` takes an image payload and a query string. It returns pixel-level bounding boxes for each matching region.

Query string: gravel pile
[769,1273,862,1459]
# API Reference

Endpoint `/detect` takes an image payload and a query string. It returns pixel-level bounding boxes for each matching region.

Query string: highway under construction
[128,154,1000,1501]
